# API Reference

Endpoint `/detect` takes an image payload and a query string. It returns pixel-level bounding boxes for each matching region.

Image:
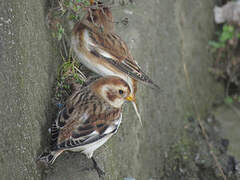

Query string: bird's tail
[37,150,63,165]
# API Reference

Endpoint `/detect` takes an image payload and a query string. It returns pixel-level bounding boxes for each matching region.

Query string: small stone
[124,178,136,180]
[214,1,240,24]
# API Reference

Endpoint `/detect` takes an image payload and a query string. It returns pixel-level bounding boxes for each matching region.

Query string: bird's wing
[50,87,92,147]
[51,93,121,151]
[87,30,160,89]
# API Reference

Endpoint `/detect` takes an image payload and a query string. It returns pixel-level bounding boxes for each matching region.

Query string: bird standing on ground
[71,0,160,124]
[38,76,133,176]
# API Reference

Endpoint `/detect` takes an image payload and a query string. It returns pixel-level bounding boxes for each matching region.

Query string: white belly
[71,33,134,94]
[69,133,113,158]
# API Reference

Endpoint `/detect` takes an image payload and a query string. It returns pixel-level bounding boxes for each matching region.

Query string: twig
[73,65,87,81]
[61,36,68,58]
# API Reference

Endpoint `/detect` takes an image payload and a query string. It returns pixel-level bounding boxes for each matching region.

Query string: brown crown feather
[91,76,131,93]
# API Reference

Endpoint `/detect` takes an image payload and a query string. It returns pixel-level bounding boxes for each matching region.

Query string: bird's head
[92,76,134,108]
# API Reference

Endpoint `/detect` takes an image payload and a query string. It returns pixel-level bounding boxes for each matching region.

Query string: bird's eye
[119,89,124,95]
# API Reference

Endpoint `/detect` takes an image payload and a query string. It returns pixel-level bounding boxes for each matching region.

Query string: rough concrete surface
[214,104,240,159]
[0,0,60,179]
[1,0,238,180]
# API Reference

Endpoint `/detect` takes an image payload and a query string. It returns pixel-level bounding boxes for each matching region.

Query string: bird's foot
[91,157,105,178]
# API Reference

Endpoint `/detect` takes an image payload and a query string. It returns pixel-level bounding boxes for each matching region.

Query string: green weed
[209,25,236,49]
[55,52,86,103]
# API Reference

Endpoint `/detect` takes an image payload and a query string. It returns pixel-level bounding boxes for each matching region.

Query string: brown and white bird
[38,76,133,174]
[71,1,159,124]
[71,1,160,93]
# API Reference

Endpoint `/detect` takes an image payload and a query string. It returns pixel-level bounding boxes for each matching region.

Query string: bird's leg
[91,157,105,177]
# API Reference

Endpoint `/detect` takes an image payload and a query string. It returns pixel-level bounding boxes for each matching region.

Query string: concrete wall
[0,0,60,179]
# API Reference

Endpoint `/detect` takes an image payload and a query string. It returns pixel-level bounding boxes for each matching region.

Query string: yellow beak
[125,95,135,102]
[125,94,142,127]
[89,0,95,5]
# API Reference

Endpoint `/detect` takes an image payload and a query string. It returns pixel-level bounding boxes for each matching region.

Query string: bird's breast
[71,31,134,94]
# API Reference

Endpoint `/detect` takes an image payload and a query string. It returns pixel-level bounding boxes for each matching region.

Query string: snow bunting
[37,76,133,175]
[71,1,160,95]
